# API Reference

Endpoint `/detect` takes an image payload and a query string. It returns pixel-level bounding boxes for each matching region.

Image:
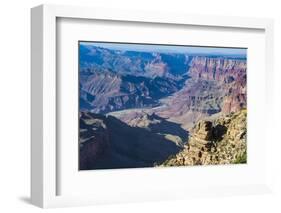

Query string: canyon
[79,44,247,169]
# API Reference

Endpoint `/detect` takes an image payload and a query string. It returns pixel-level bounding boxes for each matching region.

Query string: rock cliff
[161,109,247,166]
[158,56,247,128]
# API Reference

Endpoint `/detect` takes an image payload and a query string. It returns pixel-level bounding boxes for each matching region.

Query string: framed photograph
[31,4,274,208]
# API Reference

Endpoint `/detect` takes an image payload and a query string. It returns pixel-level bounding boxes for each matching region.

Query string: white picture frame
[31,4,274,208]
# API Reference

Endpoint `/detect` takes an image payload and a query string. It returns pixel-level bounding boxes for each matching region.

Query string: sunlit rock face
[160,109,247,167]
[188,57,247,114]
[157,56,247,128]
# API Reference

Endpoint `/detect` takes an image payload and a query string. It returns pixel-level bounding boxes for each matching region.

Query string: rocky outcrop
[160,109,247,166]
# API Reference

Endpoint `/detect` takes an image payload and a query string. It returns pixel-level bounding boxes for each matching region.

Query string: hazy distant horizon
[80,41,247,57]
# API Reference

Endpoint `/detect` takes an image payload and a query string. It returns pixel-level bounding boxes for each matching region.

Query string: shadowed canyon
[79,43,247,170]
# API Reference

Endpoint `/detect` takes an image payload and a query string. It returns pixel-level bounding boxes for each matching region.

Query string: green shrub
[234,151,247,164]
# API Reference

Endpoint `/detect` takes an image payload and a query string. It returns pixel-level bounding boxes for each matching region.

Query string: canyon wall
[158,56,247,128]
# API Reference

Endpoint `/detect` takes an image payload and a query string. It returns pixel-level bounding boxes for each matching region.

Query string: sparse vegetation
[233,151,247,164]
[160,109,247,167]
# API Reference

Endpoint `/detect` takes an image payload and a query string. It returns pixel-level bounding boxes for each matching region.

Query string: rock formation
[160,109,247,166]
[157,56,247,128]
[80,71,186,113]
